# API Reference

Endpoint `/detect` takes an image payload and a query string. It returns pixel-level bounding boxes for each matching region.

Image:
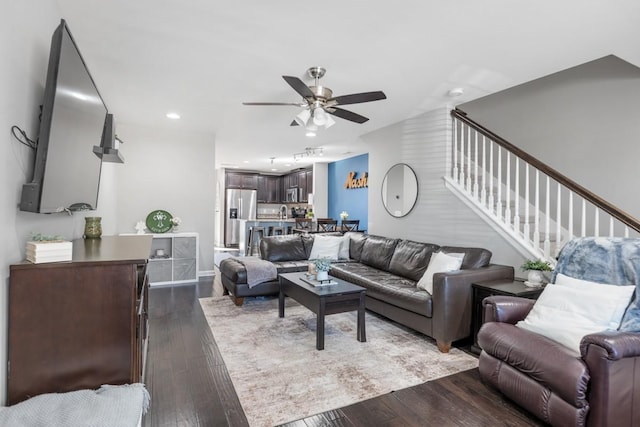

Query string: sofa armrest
[431,264,514,345]
[580,331,640,360]
[219,258,247,284]
[580,331,640,426]
[483,295,535,324]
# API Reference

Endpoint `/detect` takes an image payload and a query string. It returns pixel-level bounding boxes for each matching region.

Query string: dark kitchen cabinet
[279,169,313,203]
[287,172,299,189]
[297,169,313,202]
[226,172,258,189]
[298,171,307,202]
[257,175,267,202]
[257,175,281,203]
[7,235,152,405]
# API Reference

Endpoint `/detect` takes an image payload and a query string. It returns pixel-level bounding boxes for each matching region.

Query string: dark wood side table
[471,279,545,354]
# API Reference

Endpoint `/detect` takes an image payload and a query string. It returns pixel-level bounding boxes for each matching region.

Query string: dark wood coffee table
[278,272,366,350]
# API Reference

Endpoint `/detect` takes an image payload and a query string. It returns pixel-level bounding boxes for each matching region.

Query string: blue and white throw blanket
[553,237,640,331]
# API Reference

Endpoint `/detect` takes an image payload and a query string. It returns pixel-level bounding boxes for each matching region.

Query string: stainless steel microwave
[286,188,298,203]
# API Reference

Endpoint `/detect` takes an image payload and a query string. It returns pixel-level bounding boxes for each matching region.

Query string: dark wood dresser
[8,235,152,405]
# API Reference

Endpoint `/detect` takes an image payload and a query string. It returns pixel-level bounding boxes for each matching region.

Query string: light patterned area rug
[199,296,478,427]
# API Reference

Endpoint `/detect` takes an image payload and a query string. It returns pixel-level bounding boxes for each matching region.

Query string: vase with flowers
[312,257,332,281]
[339,211,349,221]
[521,259,553,286]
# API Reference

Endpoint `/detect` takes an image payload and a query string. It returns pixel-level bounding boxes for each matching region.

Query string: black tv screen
[20,19,106,213]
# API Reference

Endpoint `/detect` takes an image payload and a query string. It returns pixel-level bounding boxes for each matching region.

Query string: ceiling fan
[242,66,386,129]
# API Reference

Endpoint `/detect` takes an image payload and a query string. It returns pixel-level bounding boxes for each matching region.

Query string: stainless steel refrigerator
[225,189,257,247]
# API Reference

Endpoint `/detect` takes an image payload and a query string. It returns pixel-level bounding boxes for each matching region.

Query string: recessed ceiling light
[447,88,464,97]
[166,112,181,119]
[305,131,316,137]
[271,168,278,171]
[285,163,291,167]
[243,160,250,164]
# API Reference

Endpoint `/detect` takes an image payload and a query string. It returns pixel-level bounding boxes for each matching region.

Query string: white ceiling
[56,0,640,173]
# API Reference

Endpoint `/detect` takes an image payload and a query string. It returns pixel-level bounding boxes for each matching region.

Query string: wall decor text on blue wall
[344,171,368,189]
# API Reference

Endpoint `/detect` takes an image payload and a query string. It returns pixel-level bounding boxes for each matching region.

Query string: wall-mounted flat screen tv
[20,19,107,213]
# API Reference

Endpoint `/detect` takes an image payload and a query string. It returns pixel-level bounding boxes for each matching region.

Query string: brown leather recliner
[478,237,640,426]
[478,295,640,427]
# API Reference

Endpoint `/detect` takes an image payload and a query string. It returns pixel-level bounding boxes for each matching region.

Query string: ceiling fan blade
[326,107,369,124]
[282,76,316,99]
[242,102,303,106]
[328,91,386,106]
[290,120,299,127]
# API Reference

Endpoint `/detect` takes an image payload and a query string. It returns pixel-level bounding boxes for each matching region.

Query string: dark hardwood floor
[143,275,544,427]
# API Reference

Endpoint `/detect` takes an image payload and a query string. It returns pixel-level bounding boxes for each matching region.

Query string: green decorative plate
[146,210,173,233]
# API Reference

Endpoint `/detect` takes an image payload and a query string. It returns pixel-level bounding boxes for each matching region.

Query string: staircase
[444,109,640,264]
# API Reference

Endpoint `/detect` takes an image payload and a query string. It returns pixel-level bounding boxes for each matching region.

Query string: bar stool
[286,226,293,235]
[269,226,285,236]
[247,226,265,256]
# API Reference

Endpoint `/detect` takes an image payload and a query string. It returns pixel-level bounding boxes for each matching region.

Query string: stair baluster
[445,109,640,264]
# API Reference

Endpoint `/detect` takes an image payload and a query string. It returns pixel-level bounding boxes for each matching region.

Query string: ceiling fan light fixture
[245,67,385,131]
[312,107,327,126]
[305,131,316,137]
[295,109,311,126]
[324,114,336,129]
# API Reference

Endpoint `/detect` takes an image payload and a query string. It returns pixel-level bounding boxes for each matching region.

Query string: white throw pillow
[338,233,352,260]
[516,282,635,355]
[442,252,466,261]
[416,251,463,294]
[308,235,343,261]
[555,273,636,326]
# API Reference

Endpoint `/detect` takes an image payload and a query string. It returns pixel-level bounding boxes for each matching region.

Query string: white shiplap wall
[365,107,527,270]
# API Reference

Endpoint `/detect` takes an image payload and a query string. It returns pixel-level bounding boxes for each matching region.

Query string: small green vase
[84,217,102,239]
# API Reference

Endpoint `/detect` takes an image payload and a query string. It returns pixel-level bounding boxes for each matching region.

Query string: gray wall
[114,123,216,274]
[459,55,640,219]
[2,1,65,405]
[364,107,527,269]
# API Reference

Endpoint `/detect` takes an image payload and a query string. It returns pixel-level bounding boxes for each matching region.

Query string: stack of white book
[26,240,73,264]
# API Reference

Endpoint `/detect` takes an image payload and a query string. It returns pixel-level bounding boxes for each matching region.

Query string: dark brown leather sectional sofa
[219,233,514,352]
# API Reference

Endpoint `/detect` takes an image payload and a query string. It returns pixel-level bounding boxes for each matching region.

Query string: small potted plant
[312,257,332,281]
[171,217,182,232]
[521,259,553,285]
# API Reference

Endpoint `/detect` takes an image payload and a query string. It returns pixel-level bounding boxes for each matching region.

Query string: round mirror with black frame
[381,163,418,218]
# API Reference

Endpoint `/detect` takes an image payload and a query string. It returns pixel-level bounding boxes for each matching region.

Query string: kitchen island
[239,219,298,256]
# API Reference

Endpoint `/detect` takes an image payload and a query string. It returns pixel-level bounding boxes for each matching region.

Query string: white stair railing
[445,110,640,263]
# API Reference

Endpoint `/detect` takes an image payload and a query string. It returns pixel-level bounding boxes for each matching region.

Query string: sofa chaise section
[219,234,314,306]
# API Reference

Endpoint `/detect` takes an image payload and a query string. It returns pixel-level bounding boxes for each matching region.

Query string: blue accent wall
[328,153,368,231]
